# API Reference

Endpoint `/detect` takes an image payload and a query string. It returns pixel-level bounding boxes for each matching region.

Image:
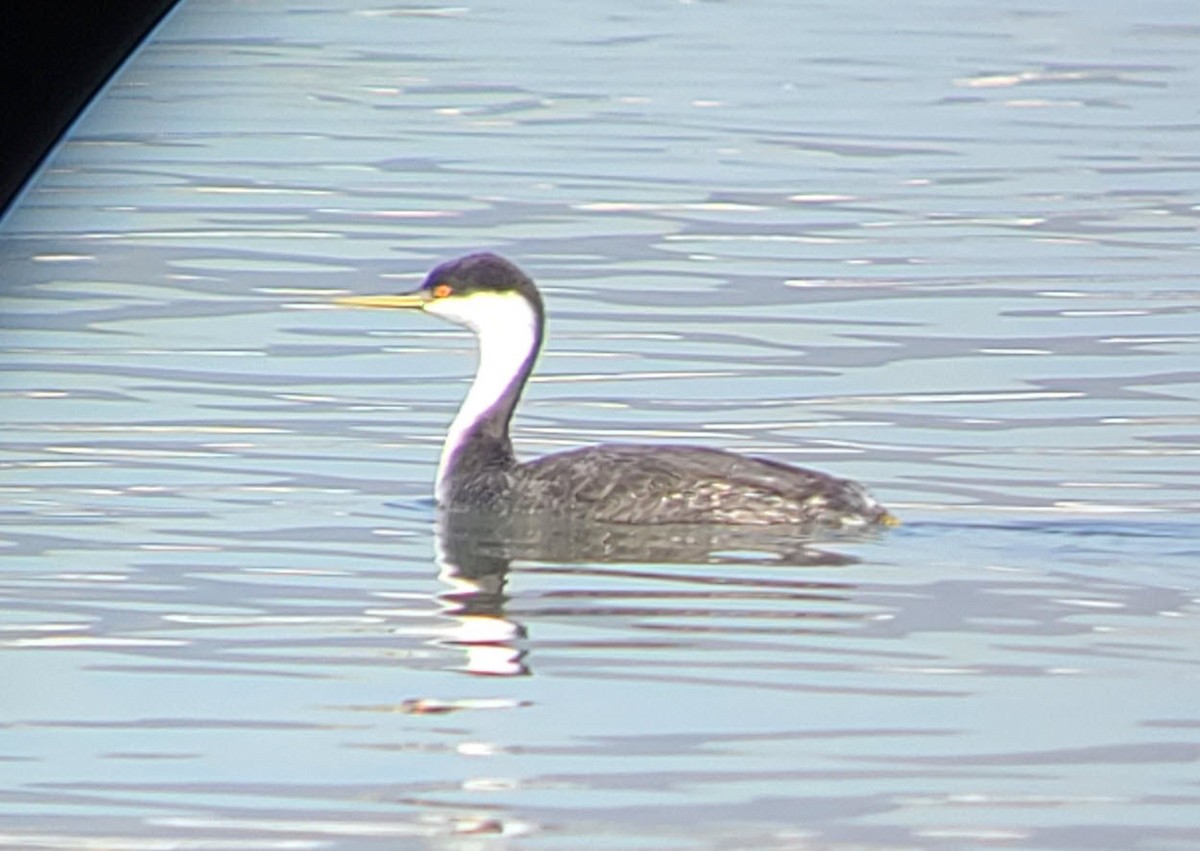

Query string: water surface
[2,0,1199,847]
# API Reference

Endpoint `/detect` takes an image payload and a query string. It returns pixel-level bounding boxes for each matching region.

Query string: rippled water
[2,0,1199,847]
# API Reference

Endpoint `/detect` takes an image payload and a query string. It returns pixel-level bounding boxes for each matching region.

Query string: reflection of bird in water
[339,253,897,530]
[440,509,863,570]
[429,510,868,677]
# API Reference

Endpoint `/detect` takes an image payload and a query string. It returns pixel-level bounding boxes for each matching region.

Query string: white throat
[427,291,541,504]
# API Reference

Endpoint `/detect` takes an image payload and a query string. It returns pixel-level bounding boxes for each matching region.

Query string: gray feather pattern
[447,444,889,528]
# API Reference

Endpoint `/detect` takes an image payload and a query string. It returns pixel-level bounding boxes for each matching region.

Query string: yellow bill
[336,292,426,310]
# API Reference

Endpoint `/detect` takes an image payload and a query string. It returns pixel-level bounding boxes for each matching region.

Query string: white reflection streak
[4,636,186,648]
[430,533,525,678]
[530,369,738,384]
[798,390,1085,405]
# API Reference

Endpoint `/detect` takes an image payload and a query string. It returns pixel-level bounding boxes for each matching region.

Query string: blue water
[2,0,1199,847]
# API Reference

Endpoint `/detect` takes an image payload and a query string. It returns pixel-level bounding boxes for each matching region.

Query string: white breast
[426,291,541,504]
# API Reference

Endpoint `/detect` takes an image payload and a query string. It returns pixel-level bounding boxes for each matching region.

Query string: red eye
[432,283,453,299]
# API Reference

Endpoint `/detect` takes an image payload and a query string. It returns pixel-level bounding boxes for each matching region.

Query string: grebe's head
[337,253,544,333]
[339,253,546,505]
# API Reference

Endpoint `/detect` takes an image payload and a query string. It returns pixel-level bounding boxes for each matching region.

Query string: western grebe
[339,253,896,529]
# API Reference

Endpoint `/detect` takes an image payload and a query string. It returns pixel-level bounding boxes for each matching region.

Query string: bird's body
[450,443,887,527]
[339,253,895,530]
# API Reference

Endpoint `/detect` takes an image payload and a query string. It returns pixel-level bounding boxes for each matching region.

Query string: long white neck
[427,291,541,504]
